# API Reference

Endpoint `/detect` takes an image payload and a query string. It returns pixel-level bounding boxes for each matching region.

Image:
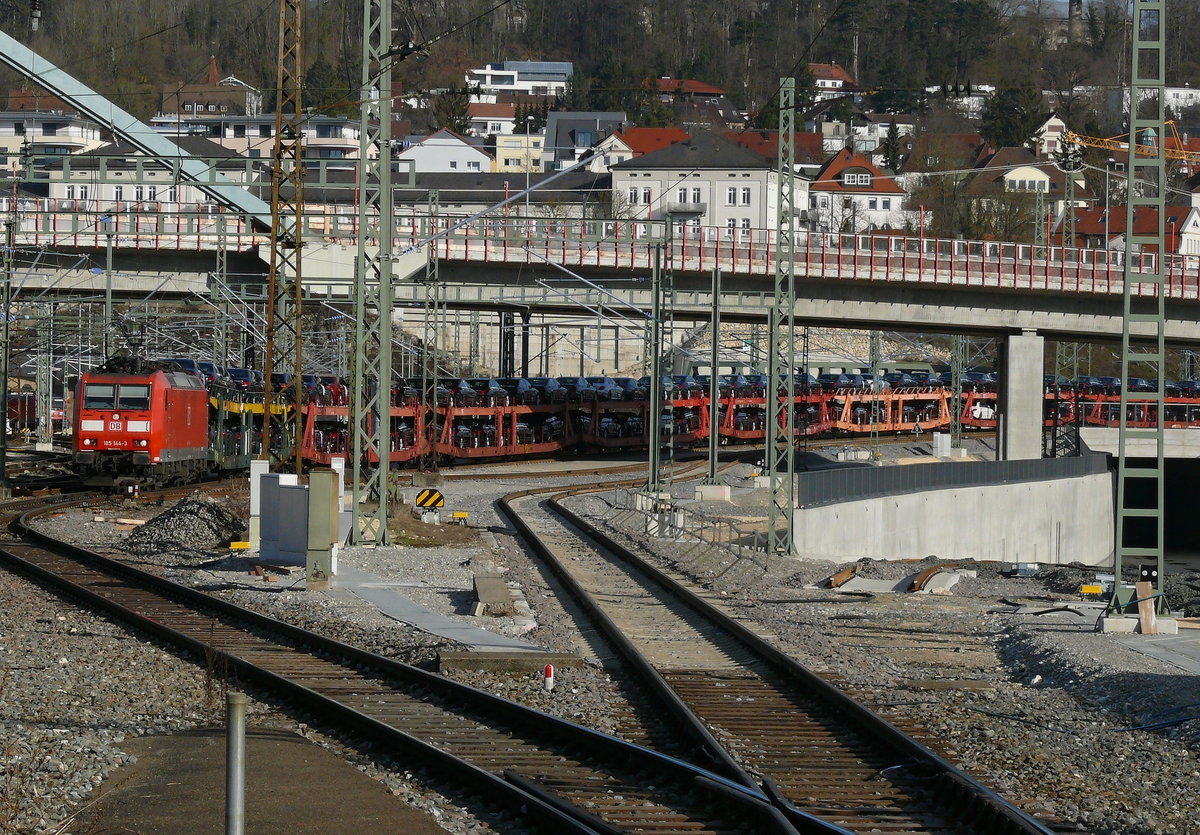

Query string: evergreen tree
[881,121,902,172]
[979,83,1046,148]
[432,83,473,134]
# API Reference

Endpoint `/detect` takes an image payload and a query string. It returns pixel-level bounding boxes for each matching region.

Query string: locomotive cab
[74,368,210,488]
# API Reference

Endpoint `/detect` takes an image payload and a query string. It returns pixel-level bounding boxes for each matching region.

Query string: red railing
[4,198,1200,300]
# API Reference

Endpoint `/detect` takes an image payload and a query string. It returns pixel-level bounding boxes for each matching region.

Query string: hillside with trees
[2,0,1200,136]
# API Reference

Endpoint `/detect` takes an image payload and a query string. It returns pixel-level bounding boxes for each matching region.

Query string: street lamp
[1104,157,1115,251]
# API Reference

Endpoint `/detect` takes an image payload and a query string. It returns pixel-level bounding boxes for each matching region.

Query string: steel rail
[498,480,1057,835]
[0,495,796,835]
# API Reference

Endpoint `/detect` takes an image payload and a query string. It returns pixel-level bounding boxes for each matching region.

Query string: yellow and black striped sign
[415,488,445,508]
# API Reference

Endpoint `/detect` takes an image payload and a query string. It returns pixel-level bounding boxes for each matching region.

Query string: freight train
[71,360,1189,488]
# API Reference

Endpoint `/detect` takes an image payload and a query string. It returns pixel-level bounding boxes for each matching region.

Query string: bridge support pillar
[1000,331,1044,461]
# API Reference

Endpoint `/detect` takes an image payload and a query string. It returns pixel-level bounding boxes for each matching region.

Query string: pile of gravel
[123,494,246,563]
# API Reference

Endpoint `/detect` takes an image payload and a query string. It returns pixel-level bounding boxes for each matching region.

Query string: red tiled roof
[808,62,855,85]
[652,78,727,96]
[467,102,516,118]
[1068,205,1190,252]
[6,87,73,113]
[721,131,826,165]
[810,147,905,193]
[612,127,689,154]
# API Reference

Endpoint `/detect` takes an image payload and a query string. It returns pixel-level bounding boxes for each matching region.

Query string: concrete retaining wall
[792,472,1114,566]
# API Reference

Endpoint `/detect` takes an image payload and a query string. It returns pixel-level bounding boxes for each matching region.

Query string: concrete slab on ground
[1111,630,1200,675]
[76,727,445,835]
[330,564,556,654]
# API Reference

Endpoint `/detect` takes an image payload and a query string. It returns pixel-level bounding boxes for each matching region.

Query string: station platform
[77,726,446,834]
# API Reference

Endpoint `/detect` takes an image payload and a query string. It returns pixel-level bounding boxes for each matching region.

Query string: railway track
[0,494,798,835]
[499,484,1059,835]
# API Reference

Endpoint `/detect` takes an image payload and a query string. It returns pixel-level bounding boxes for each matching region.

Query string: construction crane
[1063,121,1200,167]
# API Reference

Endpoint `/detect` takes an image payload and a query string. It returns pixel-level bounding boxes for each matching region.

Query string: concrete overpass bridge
[11,202,1200,460]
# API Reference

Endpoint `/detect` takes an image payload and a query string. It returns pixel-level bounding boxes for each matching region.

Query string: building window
[809,195,817,208]
[207,104,216,112]
[842,172,870,186]
[114,186,123,203]
[628,188,639,205]
[868,198,878,210]
[65,185,74,200]
[449,160,458,169]
[642,187,652,204]
[166,187,177,203]
[678,188,688,203]
[726,218,737,233]
[740,187,751,206]
[233,125,246,138]
[43,122,60,136]
[726,187,737,205]
[740,218,751,230]
[532,140,541,148]
[135,186,145,203]
[489,122,502,132]
[882,198,891,210]
[468,160,481,171]
[248,149,261,158]
[504,157,520,167]
[260,125,271,138]
[691,187,701,203]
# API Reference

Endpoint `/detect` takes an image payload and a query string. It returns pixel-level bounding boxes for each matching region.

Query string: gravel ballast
[8,464,1200,835]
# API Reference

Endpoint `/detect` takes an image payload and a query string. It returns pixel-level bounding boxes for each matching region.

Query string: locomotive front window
[117,384,151,410]
[83,384,116,410]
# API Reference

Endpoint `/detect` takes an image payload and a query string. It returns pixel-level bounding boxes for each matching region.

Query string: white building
[466,61,573,99]
[610,133,784,238]
[149,114,364,161]
[0,110,106,163]
[395,129,493,174]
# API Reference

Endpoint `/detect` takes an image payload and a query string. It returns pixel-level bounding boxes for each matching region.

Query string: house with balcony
[609,132,785,237]
[149,113,363,161]
[466,102,517,137]
[806,147,910,233]
[465,61,573,101]
[395,129,493,173]
[0,110,107,167]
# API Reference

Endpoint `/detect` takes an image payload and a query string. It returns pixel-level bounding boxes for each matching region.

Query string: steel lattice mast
[260,0,305,472]
[1113,0,1168,613]
[766,77,796,556]
[351,0,396,543]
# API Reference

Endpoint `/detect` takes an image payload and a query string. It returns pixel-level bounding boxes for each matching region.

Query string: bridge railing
[4,198,1200,300]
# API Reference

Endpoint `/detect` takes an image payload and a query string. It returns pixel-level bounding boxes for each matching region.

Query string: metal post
[950,335,964,449]
[418,190,441,473]
[767,77,797,557]
[704,268,722,485]
[1113,0,1167,616]
[100,215,115,359]
[1105,157,1115,250]
[0,219,12,498]
[225,691,247,835]
[350,0,399,544]
[646,244,663,492]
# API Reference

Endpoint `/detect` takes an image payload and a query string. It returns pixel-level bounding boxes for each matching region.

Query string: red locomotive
[73,358,211,487]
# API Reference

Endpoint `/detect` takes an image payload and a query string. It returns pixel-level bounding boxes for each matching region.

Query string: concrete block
[473,573,516,616]
[694,484,731,501]
[752,475,772,489]
[1102,616,1138,633]
[932,433,951,457]
[1155,618,1180,635]
[412,471,444,487]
